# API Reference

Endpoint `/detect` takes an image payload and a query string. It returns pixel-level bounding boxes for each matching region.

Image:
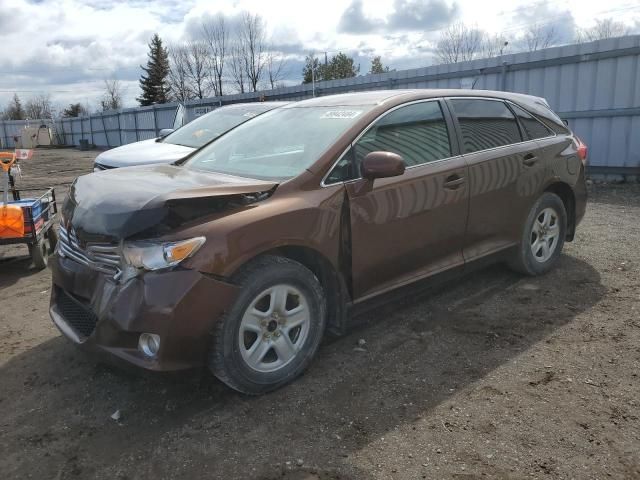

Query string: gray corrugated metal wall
[2,35,639,174]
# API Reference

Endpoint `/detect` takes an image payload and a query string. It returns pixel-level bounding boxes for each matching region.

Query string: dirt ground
[0,148,639,480]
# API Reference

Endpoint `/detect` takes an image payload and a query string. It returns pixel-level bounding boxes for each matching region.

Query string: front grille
[58,225,122,276]
[56,288,98,338]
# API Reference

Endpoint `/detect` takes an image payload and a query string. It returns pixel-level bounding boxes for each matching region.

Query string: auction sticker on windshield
[320,110,362,119]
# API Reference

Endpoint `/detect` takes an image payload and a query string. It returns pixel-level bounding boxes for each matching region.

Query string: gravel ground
[0,148,639,480]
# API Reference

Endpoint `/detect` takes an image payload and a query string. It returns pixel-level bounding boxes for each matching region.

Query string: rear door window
[509,104,553,140]
[449,99,522,153]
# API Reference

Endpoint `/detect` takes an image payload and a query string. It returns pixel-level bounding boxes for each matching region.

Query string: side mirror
[158,128,174,137]
[361,151,405,180]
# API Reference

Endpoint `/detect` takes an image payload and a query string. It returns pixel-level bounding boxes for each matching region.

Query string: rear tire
[509,192,567,276]
[209,255,326,395]
[29,238,49,270]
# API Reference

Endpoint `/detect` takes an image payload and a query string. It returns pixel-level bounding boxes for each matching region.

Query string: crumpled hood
[94,138,194,168]
[63,164,278,242]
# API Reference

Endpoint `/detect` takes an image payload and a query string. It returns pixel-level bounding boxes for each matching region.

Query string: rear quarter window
[509,104,553,140]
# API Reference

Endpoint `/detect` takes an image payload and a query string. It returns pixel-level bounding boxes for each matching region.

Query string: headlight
[122,237,205,271]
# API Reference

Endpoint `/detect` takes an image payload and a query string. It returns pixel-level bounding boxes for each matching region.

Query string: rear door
[341,100,469,300]
[446,98,547,261]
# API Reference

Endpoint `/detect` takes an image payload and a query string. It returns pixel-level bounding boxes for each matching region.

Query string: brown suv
[50,89,587,394]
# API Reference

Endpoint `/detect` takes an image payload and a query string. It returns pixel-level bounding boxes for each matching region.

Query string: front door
[344,100,469,300]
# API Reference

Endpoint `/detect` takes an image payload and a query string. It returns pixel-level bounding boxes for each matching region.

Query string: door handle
[523,153,538,166]
[443,174,465,189]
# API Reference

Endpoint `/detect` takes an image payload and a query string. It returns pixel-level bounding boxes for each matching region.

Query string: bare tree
[266,51,286,90]
[577,18,629,42]
[184,41,210,99]
[202,15,228,96]
[482,34,509,58]
[524,23,558,51]
[229,41,246,93]
[101,79,124,111]
[168,44,193,102]
[238,12,267,92]
[435,22,485,64]
[25,94,53,119]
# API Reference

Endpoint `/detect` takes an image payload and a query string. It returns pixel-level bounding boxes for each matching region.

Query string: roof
[287,89,549,109]
[217,101,290,111]
[286,90,418,107]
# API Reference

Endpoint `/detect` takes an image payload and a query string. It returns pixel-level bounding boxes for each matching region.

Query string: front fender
[179,185,347,278]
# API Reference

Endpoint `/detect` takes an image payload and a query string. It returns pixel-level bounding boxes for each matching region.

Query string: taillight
[575,136,588,165]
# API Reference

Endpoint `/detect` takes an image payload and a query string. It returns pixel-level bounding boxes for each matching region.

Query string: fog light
[138,333,160,357]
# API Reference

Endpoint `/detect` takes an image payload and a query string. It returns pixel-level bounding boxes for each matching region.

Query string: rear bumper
[49,252,239,371]
[574,167,588,227]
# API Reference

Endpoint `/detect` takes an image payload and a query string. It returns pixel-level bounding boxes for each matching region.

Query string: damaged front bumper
[49,252,239,371]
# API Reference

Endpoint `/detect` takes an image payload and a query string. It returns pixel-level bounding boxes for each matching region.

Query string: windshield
[184,106,370,180]
[163,105,277,148]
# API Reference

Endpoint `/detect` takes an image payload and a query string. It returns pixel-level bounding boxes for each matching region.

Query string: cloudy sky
[1,0,639,111]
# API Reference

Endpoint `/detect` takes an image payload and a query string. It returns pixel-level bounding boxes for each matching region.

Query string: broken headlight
[122,237,206,271]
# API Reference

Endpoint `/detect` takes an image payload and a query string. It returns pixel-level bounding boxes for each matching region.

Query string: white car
[93,102,289,170]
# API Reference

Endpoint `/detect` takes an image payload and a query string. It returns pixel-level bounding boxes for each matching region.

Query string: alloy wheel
[530,207,560,263]
[238,284,311,373]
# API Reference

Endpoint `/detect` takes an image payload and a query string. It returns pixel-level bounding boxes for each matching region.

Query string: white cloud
[1,0,638,110]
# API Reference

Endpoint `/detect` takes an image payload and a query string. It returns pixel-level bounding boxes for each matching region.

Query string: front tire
[509,192,567,276]
[209,255,326,395]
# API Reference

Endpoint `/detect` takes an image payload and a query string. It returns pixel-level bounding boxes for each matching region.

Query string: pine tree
[370,56,389,74]
[63,103,87,118]
[328,53,359,80]
[302,53,359,84]
[4,94,25,120]
[302,55,322,84]
[137,34,170,106]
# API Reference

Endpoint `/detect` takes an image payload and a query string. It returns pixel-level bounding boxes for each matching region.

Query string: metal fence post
[116,111,122,146]
[133,111,139,142]
[153,106,159,136]
[500,61,508,91]
[59,119,65,145]
[0,121,7,149]
[101,113,111,149]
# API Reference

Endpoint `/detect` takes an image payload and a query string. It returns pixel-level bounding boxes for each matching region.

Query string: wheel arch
[544,182,576,241]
